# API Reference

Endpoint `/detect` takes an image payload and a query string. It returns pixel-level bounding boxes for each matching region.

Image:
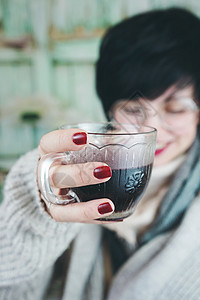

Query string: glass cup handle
[38,152,79,205]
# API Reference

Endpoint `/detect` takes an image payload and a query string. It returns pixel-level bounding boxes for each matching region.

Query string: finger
[51,187,69,197]
[48,198,115,223]
[39,129,87,156]
[50,162,112,188]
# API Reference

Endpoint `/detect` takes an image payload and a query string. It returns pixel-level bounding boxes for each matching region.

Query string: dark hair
[96,7,200,116]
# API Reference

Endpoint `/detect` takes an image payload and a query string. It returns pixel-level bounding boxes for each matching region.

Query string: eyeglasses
[112,97,199,131]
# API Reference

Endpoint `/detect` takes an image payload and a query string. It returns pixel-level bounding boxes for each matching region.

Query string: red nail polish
[98,202,113,215]
[94,166,112,179]
[72,132,87,145]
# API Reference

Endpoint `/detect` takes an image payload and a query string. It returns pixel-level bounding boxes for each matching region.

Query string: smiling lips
[155,143,171,156]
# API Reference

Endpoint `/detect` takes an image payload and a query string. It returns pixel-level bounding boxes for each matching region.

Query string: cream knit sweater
[1,149,200,300]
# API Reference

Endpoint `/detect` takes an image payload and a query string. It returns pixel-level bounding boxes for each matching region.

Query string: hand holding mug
[38,122,156,223]
[38,127,114,223]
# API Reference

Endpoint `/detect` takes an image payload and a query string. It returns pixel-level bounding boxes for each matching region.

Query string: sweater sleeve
[0,149,82,286]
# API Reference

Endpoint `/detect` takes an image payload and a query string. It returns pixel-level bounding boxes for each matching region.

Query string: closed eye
[166,109,186,114]
[123,108,144,115]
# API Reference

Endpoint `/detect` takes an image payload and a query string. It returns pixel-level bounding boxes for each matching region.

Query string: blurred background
[0,0,200,200]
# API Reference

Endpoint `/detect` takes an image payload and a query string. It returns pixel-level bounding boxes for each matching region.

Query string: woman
[1,7,200,300]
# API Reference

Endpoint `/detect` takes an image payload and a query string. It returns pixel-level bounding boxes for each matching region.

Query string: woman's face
[111,85,199,167]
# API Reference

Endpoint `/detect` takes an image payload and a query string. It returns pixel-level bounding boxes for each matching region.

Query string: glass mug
[38,122,157,221]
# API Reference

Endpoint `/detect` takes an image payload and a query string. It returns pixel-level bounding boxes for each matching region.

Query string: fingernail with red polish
[98,202,113,215]
[94,166,112,179]
[72,132,87,145]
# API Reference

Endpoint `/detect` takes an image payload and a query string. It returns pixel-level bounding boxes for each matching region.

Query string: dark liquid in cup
[72,164,152,220]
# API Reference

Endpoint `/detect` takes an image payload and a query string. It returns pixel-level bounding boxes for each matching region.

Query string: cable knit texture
[0,149,82,299]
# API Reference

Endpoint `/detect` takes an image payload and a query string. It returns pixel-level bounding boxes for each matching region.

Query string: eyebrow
[164,89,180,103]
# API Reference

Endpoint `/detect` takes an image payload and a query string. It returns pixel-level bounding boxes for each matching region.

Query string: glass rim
[60,122,157,136]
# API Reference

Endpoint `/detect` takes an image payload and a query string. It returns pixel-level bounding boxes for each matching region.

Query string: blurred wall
[0,0,200,197]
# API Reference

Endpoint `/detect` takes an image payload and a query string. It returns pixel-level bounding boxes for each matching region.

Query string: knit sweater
[1,147,200,300]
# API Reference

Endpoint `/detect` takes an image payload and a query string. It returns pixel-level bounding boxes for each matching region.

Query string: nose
[143,112,174,139]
